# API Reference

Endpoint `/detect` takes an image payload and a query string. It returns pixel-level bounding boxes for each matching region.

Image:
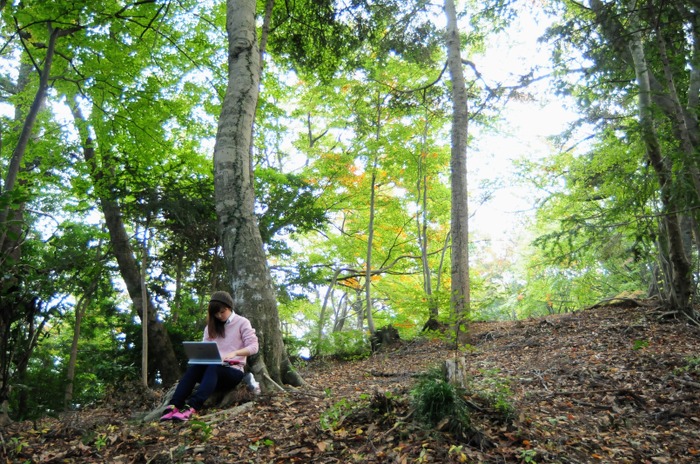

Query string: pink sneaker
[172,406,196,421]
[159,406,179,421]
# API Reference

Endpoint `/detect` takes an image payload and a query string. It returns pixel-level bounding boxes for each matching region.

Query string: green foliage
[410,363,517,440]
[313,330,371,361]
[255,168,329,257]
[249,438,275,451]
[190,420,214,442]
[268,0,442,79]
[471,366,516,420]
[319,397,355,431]
[673,356,700,375]
[7,436,29,460]
[519,448,538,463]
[81,425,118,452]
[15,304,140,419]
[283,335,308,361]
[632,339,649,351]
[516,133,652,319]
[411,367,470,431]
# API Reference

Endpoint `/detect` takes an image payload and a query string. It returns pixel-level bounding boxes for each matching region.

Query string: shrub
[313,330,371,361]
[471,366,516,420]
[411,367,470,433]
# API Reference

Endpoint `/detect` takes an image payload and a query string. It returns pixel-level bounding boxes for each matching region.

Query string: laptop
[183,341,223,365]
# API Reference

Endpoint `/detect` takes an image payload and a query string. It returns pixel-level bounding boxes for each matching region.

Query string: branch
[198,401,254,425]
[369,61,448,95]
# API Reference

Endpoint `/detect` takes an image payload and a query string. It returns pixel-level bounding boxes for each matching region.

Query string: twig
[365,369,424,379]
[571,399,613,410]
[282,388,326,399]
[527,388,625,397]
[261,372,287,393]
[198,402,254,425]
[682,312,700,328]
[676,378,700,389]
[376,415,410,440]
[533,370,550,392]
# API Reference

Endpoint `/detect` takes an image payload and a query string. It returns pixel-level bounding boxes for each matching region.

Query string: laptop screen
[183,341,223,365]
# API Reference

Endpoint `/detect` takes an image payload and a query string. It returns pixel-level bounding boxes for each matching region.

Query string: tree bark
[445,0,470,340]
[214,0,302,389]
[64,289,94,409]
[624,2,693,314]
[583,0,696,315]
[82,140,181,385]
[365,152,378,335]
[0,28,56,426]
[416,110,439,322]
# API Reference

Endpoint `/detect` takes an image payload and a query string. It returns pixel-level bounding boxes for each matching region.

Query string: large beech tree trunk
[213,0,302,389]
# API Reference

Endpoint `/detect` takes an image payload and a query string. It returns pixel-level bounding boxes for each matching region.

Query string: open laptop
[183,341,223,365]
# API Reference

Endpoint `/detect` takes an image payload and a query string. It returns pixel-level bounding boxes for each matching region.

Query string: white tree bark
[445,0,470,336]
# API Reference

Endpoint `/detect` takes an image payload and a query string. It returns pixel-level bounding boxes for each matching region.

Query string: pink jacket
[203,313,259,372]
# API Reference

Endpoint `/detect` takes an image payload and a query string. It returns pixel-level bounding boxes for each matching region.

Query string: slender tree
[544,0,700,318]
[445,0,471,341]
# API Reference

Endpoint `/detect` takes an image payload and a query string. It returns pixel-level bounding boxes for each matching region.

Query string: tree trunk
[625,3,693,315]
[317,268,343,348]
[445,0,470,341]
[140,229,149,387]
[0,25,57,253]
[332,293,349,333]
[0,29,58,425]
[65,292,90,409]
[82,140,181,385]
[214,0,302,389]
[416,115,439,323]
[365,153,378,335]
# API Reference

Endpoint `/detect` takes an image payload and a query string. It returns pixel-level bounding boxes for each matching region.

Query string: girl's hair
[207,300,231,338]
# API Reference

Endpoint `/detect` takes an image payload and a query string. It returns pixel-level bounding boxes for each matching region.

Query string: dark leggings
[170,364,245,410]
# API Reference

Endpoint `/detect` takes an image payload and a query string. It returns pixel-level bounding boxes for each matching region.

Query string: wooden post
[443,357,468,389]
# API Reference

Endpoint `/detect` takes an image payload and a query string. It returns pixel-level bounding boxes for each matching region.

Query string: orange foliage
[341,277,361,289]
[393,321,415,330]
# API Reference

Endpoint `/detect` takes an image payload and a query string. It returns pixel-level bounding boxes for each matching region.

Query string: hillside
[3,301,699,463]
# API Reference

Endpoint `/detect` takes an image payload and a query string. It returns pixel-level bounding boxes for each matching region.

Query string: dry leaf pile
[2,301,699,463]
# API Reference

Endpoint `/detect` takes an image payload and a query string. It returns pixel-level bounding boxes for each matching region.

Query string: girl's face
[214,307,232,322]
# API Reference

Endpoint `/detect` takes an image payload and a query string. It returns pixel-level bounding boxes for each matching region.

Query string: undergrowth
[411,367,471,430]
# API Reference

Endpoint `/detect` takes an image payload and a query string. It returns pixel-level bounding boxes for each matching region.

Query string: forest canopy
[1,0,698,422]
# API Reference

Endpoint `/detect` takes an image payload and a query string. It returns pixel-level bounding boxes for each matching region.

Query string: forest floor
[2,299,700,463]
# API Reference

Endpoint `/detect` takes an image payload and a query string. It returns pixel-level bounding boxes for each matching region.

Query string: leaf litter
[2,301,699,463]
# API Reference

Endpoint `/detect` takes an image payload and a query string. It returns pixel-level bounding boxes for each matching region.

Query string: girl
[160,291,260,421]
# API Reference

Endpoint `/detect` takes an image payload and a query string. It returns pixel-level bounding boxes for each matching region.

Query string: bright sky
[467,8,578,254]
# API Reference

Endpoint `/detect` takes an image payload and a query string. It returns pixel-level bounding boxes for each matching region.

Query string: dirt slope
[2,301,699,463]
